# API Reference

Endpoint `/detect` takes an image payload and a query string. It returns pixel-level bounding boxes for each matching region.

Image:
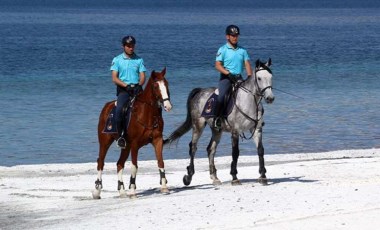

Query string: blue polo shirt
[110,53,146,84]
[215,43,250,75]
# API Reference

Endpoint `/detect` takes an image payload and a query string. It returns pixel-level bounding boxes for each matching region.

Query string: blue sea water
[0,0,379,166]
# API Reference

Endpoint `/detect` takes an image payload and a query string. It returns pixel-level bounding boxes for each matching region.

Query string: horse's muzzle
[163,99,172,112]
[265,96,275,104]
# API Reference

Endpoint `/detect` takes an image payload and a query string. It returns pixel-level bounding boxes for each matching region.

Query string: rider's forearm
[215,61,229,75]
[245,61,253,77]
[112,71,127,87]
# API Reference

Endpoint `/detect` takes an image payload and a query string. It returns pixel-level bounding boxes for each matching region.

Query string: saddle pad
[201,93,218,118]
[102,106,117,134]
[201,93,234,118]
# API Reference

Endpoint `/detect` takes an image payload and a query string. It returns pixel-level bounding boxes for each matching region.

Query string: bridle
[233,67,272,98]
[153,79,170,105]
[133,78,170,130]
[229,67,272,139]
[254,67,273,96]
[132,78,170,109]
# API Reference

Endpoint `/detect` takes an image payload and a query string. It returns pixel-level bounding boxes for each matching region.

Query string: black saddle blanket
[201,93,234,118]
[103,106,117,134]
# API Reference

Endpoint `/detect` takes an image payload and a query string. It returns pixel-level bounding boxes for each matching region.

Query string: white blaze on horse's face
[256,67,275,104]
[157,80,172,111]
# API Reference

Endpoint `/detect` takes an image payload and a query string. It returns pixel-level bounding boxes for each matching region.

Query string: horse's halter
[235,67,272,98]
[153,79,170,105]
[229,65,273,138]
[254,67,273,96]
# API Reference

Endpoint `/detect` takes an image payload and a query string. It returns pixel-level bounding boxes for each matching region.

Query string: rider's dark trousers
[116,92,131,137]
[215,78,232,117]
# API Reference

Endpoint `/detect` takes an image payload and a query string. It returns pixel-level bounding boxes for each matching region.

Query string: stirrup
[213,117,222,130]
[117,137,127,149]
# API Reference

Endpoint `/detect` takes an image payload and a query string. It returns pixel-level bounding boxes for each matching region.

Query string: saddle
[201,85,238,119]
[102,100,133,134]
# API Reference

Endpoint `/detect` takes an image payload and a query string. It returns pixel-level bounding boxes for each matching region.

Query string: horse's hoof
[258,177,268,185]
[161,187,170,194]
[231,179,242,186]
[183,175,192,186]
[212,179,222,186]
[128,194,137,199]
[127,189,137,199]
[119,191,128,198]
[92,189,101,199]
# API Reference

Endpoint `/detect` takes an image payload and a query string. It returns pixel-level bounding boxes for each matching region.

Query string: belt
[220,73,242,81]
[126,84,138,90]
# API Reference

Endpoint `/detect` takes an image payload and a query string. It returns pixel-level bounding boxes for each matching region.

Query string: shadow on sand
[237,176,318,185]
[135,176,318,198]
[136,183,218,198]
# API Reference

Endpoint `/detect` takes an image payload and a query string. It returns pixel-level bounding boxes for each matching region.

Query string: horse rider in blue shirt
[110,35,146,148]
[213,25,253,130]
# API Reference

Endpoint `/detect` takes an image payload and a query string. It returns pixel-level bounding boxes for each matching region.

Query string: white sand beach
[1,148,380,230]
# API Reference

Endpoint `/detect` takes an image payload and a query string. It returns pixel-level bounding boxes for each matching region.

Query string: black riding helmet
[121,35,136,46]
[225,25,240,36]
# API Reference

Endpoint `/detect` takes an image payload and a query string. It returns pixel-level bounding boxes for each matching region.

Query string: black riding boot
[213,101,222,130]
[116,120,126,149]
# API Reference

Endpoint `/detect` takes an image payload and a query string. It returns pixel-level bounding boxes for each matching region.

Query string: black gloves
[227,73,243,84]
[125,84,143,96]
[135,85,143,95]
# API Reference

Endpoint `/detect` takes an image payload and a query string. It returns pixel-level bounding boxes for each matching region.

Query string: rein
[273,87,304,99]
[231,86,263,140]
[235,68,272,96]
[255,68,273,96]
[132,99,161,130]
[131,80,169,130]
[229,68,271,140]
[231,87,262,124]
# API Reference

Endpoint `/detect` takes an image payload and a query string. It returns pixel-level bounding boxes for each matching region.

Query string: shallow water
[0,1,379,166]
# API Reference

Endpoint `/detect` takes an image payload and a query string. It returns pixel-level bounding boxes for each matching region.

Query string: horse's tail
[164,88,202,146]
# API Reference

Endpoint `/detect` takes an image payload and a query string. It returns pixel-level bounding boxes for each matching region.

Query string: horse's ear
[255,59,260,68]
[162,67,166,76]
[151,70,155,77]
[266,58,272,67]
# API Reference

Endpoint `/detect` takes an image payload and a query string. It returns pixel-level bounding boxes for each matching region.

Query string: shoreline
[1,148,377,171]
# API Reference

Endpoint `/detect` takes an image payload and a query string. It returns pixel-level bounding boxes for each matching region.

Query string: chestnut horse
[92,68,172,199]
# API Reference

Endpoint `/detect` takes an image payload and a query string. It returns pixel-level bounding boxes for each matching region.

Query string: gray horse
[164,59,274,186]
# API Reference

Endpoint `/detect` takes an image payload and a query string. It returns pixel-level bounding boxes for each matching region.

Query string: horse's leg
[116,146,130,198]
[254,116,268,185]
[152,138,169,194]
[230,132,241,185]
[127,146,138,198]
[183,123,205,186]
[207,129,223,185]
[92,133,113,199]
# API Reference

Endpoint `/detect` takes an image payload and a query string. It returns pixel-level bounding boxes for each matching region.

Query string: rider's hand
[135,85,143,94]
[227,73,237,83]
